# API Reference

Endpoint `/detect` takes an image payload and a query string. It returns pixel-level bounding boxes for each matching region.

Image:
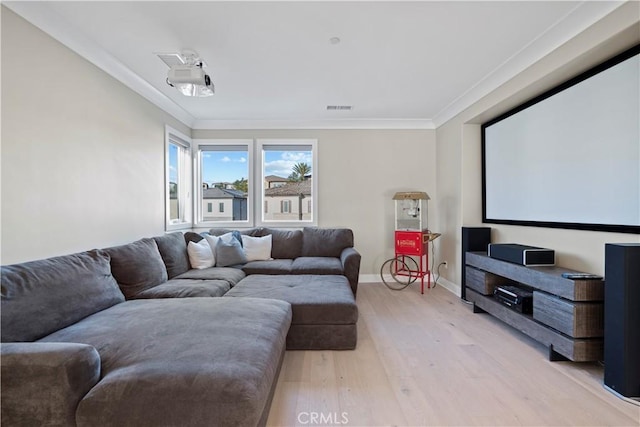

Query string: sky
[201,150,312,184]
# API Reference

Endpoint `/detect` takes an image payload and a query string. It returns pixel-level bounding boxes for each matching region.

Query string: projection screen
[482,44,640,234]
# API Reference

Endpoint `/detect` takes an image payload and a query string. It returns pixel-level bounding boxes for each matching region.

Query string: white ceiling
[5,1,626,129]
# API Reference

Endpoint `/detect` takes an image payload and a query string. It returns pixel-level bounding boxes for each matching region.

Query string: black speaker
[461,227,491,300]
[604,243,640,399]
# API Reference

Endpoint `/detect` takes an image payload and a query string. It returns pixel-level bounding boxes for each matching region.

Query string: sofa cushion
[132,279,231,298]
[291,257,344,275]
[302,227,354,257]
[187,239,215,269]
[262,228,303,259]
[40,298,292,427]
[153,232,190,279]
[0,250,124,342]
[174,267,246,286]
[104,238,168,299]
[242,259,293,275]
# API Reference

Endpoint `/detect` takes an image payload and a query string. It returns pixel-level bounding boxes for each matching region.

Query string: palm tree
[288,162,311,182]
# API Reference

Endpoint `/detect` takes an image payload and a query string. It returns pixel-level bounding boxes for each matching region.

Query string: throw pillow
[105,238,168,299]
[204,234,220,265]
[216,237,248,267]
[187,239,215,269]
[241,235,272,262]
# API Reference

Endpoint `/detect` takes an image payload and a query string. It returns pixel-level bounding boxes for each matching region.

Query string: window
[165,126,192,230]
[258,139,317,226]
[187,137,317,227]
[195,140,253,227]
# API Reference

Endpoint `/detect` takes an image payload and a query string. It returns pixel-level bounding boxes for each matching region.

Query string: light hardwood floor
[267,282,639,427]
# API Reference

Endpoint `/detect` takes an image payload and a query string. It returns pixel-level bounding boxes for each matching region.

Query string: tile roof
[264,180,311,196]
[203,187,247,199]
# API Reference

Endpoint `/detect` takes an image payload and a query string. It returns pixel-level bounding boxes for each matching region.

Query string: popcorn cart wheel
[380,255,419,290]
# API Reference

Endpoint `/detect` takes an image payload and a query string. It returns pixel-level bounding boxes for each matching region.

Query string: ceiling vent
[326,105,353,111]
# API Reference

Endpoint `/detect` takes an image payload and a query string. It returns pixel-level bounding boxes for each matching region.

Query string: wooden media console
[465,252,604,362]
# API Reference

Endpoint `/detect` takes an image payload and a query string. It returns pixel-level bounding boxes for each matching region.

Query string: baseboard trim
[358,274,460,297]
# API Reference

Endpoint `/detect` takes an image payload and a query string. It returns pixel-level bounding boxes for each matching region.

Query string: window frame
[194,139,254,228]
[256,139,318,228]
[165,126,193,231]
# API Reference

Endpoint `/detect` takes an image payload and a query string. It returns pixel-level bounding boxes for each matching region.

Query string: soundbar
[488,243,555,266]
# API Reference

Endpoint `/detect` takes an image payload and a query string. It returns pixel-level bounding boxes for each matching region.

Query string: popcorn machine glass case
[393,191,429,231]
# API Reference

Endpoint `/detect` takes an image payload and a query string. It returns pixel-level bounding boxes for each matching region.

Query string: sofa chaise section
[40,298,292,427]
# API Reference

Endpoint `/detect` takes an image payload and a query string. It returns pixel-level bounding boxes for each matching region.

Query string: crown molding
[4,1,196,128]
[191,118,435,130]
[432,1,626,128]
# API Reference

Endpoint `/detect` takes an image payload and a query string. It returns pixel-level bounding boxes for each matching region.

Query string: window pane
[168,143,180,222]
[166,127,192,230]
[263,148,313,222]
[201,149,249,222]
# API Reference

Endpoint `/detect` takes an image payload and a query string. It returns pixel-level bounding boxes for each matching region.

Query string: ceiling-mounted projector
[167,64,214,97]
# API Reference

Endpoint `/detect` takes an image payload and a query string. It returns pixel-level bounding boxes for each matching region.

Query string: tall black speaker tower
[461,227,491,300]
[604,243,640,399]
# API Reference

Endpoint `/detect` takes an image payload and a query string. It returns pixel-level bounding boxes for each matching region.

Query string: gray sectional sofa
[0,227,360,427]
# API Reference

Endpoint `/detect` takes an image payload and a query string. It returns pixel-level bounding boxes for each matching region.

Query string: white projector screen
[482,44,640,234]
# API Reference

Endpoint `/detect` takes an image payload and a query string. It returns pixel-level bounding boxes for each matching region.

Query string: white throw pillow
[187,239,215,269]
[241,235,273,262]
[204,234,220,265]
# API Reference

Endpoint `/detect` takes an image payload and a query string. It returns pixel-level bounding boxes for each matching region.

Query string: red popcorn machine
[381,191,440,293]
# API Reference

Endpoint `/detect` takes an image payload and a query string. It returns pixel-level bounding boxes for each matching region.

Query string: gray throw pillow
[215,237,248,267]
[153,232,190,279]
[105,238,168,299]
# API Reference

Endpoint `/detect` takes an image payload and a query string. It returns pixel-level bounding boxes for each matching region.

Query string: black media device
[488,243,555,266]
[494,285,533,314]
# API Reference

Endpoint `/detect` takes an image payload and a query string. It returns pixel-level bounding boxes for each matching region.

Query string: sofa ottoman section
[224,275,358,350]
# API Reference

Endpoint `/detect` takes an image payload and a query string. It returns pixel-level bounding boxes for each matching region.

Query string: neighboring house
[264,175,289,189]
[202,187,247,221]
[211,182,236,190]
[264,179,312,221]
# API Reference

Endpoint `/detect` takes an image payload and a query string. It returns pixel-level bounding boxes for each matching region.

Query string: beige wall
[436,2,640,292]
[193,129,437,276]
[1,8,189,264]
